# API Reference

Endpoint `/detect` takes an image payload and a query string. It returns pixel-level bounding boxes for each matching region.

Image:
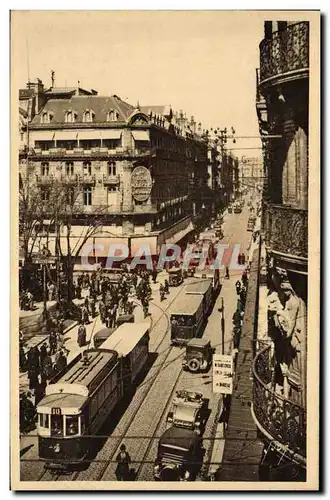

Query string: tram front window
[39,413,49,429]
[66,416,79,436]
[51,415,63,436]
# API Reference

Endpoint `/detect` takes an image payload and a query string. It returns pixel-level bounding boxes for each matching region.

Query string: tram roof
[100,322,149,357]
[185,280,212,295]
[56,349,118,391]
[170,293,203,315]
[37,392,85,415]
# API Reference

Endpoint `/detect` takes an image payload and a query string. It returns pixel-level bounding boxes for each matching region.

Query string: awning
[31,131,56,142]
[101,130,122,140]
[166,222,194,245]
[55,130,78,140]
[79,236,129,259]
[77,130,102,140]
[131,130,150,141]
[130,236,157,257]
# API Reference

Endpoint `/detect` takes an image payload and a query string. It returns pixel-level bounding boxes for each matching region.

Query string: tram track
[37,284,186,482]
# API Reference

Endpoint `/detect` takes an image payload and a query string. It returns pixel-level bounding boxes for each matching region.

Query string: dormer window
[40,111,53,124]
[107,110,119,122]
[83,109,95,123]
[65,110,77,123]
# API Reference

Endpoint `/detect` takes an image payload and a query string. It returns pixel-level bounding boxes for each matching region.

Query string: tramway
[33,285,186,482]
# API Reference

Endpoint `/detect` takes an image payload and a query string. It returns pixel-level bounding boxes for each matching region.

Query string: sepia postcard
[10,10,320,491]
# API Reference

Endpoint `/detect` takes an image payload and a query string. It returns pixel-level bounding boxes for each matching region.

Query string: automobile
[153,427,203,481]
[182,338,215,373]
[168,267,184,287]
[166,389,209,434]
[93,326,116,348]
[247,215,256,232]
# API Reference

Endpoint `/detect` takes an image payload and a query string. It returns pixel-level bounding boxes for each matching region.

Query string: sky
[11,10,266,158]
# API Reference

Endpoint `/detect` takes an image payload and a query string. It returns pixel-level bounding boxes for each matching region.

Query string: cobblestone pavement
[20,203,255,482]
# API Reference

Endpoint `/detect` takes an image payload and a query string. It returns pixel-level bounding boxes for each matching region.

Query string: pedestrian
[238,253,242,265]
[90,297,96,317]
[34,380,47,407]
[152,267,157,284]
[27,346,40,390]
[82,305,90,325]
[241,253,246,265]
[48,282,55,302]
[76,282,82,300]
[84,296,90,314]
[235,280,241,296]
[225,266,230,279]
[54,350,67,374]
[164,279,169,294]
[41,352,53,384]
[39,343,48,364]
[115,444,132,481]
[49,330,57,355]
[99,299,106,324]
[77,323,87,347]
[19,331,26,372]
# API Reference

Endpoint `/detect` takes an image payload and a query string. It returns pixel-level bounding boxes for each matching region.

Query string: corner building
[19,80,214,265]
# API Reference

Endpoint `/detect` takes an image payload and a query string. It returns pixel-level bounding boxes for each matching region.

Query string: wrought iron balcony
[60,173,79,183]
[103,174,120,185]
[35,174,54,184]
[78,174,96,184]
[264,202,308,260]
[259,22,309,85]
[252,344,306,460]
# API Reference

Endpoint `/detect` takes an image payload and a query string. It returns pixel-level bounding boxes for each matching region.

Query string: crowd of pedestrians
[19,264,162,410]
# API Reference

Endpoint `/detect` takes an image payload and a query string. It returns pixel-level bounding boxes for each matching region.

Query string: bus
[37,323,150,470]
[170,294,204,345]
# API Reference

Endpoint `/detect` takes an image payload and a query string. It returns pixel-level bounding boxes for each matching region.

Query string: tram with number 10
[36,322,150,470]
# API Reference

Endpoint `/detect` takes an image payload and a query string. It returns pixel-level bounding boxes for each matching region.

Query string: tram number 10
[51,408,62,415]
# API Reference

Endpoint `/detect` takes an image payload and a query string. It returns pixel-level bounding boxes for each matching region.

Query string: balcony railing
[35,174,54,184]
[103,174,120,185]
[252,344,306,459]
[264,203,308,259]
[79,174,96,184]
[259,22,309,84]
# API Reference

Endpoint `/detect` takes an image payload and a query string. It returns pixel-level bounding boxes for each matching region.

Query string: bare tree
[44,178,109,305]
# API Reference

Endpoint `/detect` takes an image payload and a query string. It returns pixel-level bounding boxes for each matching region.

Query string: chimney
[190,116,196,133]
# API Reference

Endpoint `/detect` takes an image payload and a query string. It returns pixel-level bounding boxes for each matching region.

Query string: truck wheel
[188,358,201,372]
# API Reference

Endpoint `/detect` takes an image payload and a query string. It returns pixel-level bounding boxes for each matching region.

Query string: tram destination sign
[212,354,233,394]
[131,166,152,202]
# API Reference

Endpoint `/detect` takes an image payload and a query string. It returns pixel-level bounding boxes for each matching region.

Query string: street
[20,201,254,482]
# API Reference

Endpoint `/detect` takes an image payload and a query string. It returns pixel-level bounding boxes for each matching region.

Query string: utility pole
[221,297,225,355]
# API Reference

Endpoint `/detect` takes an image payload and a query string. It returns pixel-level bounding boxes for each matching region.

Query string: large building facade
[19,79,218,267]
[253,21,309,480]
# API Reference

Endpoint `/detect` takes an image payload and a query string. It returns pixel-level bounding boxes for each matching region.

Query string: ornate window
[83,109,95,123]
[83,161,92,176]
[66,162,74,175]
[107,109,119,122]
[108,161,116,176]
[65,110,77,123]
[83,187,92,206]
[41,162,49,176]
[40,111,53,124]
